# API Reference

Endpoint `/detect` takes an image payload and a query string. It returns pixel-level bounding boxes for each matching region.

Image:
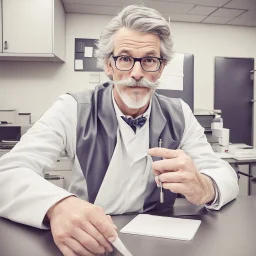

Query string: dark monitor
[0,126,21,141]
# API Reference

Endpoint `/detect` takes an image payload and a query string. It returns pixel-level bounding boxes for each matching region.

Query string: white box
[0,110,17,123]
[17,113,31,124]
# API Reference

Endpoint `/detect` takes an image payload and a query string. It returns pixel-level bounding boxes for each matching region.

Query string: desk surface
[1,197,256,256]
[224,157,256,165]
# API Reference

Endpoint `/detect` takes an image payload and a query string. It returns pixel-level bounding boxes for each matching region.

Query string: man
[0,5,238,256]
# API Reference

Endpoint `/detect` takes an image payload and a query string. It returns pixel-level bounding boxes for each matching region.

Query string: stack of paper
[158,53,184,91]
[231,149,256,160]
[120,214,201,241]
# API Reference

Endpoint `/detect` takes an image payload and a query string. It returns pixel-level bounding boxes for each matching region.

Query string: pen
[158,138,162,148]
[158,139,164,203]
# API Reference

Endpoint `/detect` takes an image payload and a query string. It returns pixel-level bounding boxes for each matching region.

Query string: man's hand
[47,196,118,256]
[148,148,215,205]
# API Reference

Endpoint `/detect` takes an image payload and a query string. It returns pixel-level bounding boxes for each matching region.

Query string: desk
[1,197,256,256]
[223,158,256,196]
[224,158,256,165]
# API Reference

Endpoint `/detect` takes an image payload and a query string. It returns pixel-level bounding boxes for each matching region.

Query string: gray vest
[70,83,185,212]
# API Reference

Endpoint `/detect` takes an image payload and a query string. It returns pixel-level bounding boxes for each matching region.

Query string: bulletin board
[74,38,103,72]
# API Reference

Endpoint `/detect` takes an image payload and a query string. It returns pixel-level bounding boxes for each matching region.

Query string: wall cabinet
[0,0,65,62]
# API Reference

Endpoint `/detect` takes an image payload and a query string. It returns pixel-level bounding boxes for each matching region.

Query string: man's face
[105,27,165,110]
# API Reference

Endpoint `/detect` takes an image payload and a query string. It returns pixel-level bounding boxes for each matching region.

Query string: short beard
[113,78,159,109]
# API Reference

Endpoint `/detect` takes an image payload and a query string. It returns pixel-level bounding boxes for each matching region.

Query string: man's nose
[130,61,144,81]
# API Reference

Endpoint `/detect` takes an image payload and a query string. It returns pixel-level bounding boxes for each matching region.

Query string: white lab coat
[0,94,239,229]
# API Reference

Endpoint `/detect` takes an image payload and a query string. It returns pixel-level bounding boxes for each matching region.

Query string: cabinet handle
[4,41,8,50]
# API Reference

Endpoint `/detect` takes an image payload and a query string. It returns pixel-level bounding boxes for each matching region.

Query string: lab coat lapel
[149,94,167,161]
[94,131,129,213]
[74,83,118,204]
[97,84,118,142]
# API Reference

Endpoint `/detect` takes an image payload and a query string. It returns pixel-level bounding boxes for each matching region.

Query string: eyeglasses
[112,55,163,72]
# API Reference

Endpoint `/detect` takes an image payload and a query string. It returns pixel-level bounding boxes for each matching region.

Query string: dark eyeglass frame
[112,55,164,72]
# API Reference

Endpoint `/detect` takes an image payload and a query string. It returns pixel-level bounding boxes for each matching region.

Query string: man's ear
[104,59,114,77]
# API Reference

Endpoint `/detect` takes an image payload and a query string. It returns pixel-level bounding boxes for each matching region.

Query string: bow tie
[121,116,147,132]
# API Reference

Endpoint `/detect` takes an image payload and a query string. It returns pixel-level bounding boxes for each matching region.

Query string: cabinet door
[3,0,53,54]
[214,57,254,145]
[0,0,2,53]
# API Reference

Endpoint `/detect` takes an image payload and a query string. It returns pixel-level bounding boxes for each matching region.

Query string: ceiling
[62,0,256,27]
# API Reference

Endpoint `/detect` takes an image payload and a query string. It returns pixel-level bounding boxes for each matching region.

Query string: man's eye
[144,58,155,63]
[119,56,132,62]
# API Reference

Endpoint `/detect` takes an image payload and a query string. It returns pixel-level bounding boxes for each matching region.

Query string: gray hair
[94,5,173,70]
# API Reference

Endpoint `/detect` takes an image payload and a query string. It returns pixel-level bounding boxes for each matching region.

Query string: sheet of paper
[158,53,184,90]
[230,148,256,160]
[159,75,184,90]
[84,46,93,57]
[75,59,83,70]
[120,214,201,241]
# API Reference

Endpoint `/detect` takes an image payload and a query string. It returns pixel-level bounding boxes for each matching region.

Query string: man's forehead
[113,27,161,55]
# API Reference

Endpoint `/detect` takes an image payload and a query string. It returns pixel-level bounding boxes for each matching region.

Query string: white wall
[0,13,256,140]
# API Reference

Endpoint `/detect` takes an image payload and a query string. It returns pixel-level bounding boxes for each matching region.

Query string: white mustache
[113,77,159,89]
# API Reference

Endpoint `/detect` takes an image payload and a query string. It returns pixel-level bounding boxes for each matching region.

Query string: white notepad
[120,214,201,241]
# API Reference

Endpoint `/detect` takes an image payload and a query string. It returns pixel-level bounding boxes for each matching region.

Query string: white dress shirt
[0,93,239,229]
[94,92,154,213]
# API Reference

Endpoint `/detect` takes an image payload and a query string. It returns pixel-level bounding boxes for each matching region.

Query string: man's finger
[152,158,181,173]
[162,182,188,195]
[106,215,118,230]
[148,148,183,159]
[58,244,78,256]
[81,222,113,253]
[156,172,192,184]
[153,169,162,177]
[73,228,106,254]
[91,216,118,242]
[64,238,94,256]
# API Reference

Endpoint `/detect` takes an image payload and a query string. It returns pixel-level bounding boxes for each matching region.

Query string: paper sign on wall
[75,59,83,70]
[158,53,184,90]
[84,47,93,57]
